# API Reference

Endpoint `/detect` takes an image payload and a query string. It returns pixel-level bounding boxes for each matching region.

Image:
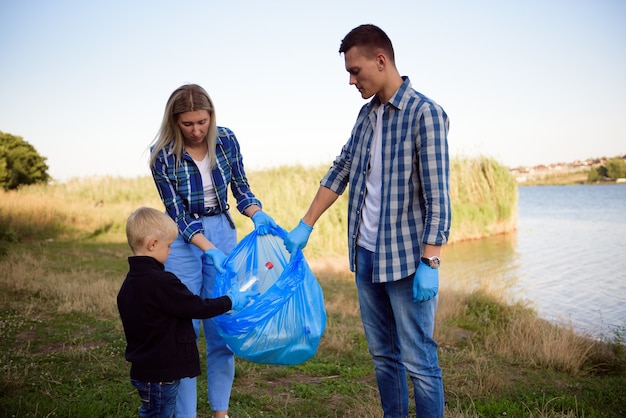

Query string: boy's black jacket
[117,256,232,381]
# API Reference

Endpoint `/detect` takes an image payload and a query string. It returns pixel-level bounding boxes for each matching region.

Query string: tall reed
[449,156,518,240]
[0,156,518,258]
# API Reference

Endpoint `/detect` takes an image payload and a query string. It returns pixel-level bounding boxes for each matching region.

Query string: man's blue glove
[413,260,439,303]
[204,248,228,274]
[226,283,259,311]
[284,219,313,253]
[252,211,277,235]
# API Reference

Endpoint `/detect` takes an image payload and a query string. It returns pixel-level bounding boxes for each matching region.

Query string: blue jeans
[355,246,444,418]
[165,214,238,417]
[131,379,180,418]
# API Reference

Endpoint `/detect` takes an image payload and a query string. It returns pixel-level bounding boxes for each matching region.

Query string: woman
[150,84,276,418]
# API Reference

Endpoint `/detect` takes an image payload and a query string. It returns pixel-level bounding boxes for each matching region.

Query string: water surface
[440,184,626,338]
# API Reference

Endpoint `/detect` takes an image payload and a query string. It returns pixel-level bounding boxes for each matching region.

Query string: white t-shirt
[193,153,218,208]
[357,104,384,251]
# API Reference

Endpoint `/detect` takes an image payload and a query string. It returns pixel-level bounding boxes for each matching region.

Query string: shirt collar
[369,76,412,113]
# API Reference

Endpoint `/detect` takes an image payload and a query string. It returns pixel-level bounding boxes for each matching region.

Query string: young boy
[117,206,255,418]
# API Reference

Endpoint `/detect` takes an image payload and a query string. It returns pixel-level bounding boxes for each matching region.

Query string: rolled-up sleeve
[215,127,261,215]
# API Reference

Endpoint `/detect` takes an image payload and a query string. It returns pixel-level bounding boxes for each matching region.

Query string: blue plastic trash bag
[213,224,326,365]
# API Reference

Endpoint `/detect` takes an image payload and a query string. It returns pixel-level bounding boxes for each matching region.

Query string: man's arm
[302,186,340,227]
[421,243,441,259]
[284,186,340,254]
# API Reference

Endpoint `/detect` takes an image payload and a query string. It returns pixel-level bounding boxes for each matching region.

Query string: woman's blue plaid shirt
[151,126,261,243]
[321,77,451,283]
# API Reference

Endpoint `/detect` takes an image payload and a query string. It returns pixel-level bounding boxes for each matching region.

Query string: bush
[0,131,50,190]
[606,157,626,179]
[588,157,626,182]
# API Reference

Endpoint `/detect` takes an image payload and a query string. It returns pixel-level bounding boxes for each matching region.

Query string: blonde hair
[126,207,178,253]
[149,84,218,169]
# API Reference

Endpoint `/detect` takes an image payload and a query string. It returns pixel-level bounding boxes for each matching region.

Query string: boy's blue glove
[204,248,228,274]
[284,219,313,253]
[226,284,259,311]
[413,260,439,303]
[252,211,277,235]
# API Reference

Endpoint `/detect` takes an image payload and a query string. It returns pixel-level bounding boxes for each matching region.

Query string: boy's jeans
[131,379,180,418]
[355,245,444,418]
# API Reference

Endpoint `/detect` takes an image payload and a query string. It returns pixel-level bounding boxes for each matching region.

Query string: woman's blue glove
[284,219,313,253]
[204,248,228,274]
[226,284,259,311]
[252,211,277,235]
[413,260,439,303]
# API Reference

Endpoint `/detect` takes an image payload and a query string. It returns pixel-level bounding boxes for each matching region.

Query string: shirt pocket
[176,324,198,359]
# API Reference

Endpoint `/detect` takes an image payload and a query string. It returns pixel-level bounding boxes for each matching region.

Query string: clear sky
[1,0,624,181]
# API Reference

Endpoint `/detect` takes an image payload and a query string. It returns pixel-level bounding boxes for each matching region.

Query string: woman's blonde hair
[149,84,218,169]
[126,207,178,253]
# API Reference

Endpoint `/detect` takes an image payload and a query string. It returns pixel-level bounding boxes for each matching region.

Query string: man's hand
[413,260,439,303]
[284,219,313,253]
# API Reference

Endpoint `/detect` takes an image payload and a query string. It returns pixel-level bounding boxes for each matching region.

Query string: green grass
[0,160,624,417]
[1,240,625,417]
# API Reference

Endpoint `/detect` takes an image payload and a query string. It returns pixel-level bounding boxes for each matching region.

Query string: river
[440,184,626,339]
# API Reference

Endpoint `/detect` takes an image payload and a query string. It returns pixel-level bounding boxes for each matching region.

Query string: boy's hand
[227,284,259,311]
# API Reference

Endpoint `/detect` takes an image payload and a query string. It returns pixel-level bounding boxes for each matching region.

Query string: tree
[605,157,626,180]
[587,157,626,182]
[587,166,601,182]
[0,131,50,190]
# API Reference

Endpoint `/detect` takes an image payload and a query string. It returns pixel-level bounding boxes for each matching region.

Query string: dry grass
[0,176,163,242]
[488,312,598,374]
[1,239,623,416]
[1,162,624,416]
[0,249,121,318]
[0,157,518,255]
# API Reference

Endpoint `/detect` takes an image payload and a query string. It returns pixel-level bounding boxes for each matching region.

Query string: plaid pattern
[321,77,451,283]
[152,126,261,243]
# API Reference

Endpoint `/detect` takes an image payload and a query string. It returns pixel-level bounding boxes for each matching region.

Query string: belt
[192,204,234,229]
[203,206,224,216]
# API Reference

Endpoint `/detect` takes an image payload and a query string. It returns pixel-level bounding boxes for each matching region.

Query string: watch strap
[421,256,440,268]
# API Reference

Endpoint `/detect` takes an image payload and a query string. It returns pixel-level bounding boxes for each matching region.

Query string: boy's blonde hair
[126,207,178,253]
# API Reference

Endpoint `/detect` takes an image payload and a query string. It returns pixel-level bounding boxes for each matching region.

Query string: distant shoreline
[510,155,626,185]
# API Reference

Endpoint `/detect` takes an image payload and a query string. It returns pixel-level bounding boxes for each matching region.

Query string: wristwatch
[421,256,441,269]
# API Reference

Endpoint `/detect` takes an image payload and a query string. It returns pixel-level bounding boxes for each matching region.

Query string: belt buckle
[204,207,220,216]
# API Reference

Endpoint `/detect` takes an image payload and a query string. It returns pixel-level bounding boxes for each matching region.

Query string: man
[285,24,450,417]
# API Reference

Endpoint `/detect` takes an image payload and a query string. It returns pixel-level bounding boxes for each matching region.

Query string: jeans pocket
[131,379,151,410]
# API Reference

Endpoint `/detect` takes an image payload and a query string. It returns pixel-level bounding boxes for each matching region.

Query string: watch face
[422,256,440,268]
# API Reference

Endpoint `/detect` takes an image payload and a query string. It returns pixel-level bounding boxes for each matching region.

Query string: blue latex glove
[413,260,439,303]
[252,211,277,235]
[284,219,313,253]
[204,248,228,274]
[226,284,259,311]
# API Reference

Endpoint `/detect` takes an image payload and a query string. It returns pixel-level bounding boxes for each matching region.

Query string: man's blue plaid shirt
[321,77,451,283]
[151,126,261,243]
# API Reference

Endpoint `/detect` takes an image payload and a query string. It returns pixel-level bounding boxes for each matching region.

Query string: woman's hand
[252,211,277,235]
